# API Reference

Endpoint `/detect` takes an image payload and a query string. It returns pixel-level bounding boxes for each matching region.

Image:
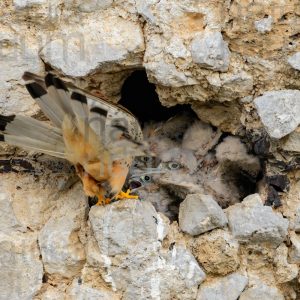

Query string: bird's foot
[115,189,139,200]
[95,196,112,206]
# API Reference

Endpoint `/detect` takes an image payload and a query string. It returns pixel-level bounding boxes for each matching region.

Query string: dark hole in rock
[119,70,194,125]
[119,70,266,221]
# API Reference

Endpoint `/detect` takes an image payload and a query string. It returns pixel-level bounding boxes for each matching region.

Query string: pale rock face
[179,193,228,236]
[197,272,248,300]
[1,0,300,298]
[0,188,25,233]
[254,16,273,33]
[280,129,300,152]
[287,52,300,70]
[288,232,300,264]
[240,283,284,300]
[68,279,120,300]
[0,25,43,115]
[190,31,231,72]
[191,229,240,275]
[89,199,169,256]
[40,16,145,77]
[254,90,300,139]
[13,0,48,9]
[0,232,43,300]
[77,0,113,12]
[226,194,289,246]
[89,200,205,299]
[274,244,298,283]
[38,184,87,278]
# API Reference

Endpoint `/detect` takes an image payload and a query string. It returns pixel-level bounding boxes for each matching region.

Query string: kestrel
[0,72,149,205]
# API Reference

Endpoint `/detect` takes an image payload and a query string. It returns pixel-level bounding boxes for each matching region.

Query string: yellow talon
[96,196,112,206]
[115,189,139,200]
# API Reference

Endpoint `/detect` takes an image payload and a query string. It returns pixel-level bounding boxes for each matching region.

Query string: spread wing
[0,72,148,186]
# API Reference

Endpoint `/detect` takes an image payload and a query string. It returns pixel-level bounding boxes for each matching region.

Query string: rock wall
[1,0,300,299]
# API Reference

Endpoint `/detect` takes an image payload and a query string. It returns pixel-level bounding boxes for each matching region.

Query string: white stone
[136,0,158,24]
[165,37,190,59]
[274,244,298,283]
[89,199,169,256]
[0,26,43,115]
[226,194,289,246]
[89,200,204,299]
[289,232,300,264]
[40,16,145,77]
[254,16,273,33]
[179,193,228,236]
[191,31,231,72]
[38,184,87,277]
[0,189,25,233]
[77,0,113,12]
[0,232,43,300]
[254,90,300,139]
[13,0,47,9]
[68,280,120,300]
[288,52,300,71]
[197,272,248,300]
[144,59,197,87]
[121,245,205,300]
[240,283,284,300]
[280,129,300,152]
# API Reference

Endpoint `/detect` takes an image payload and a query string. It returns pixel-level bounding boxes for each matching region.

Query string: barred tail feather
[0,133,65,158]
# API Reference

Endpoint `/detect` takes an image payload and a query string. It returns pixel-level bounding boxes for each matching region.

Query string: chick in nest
[201,136,261,207]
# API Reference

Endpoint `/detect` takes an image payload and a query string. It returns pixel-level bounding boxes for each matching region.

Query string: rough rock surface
[254,90,300,139]
[0,232,43,300]
[288,52,300,71]
[226,194,289,246]
[179,194,228,235]
[197,272,248,300]
[191,229,240,275]
[89,200,205,300]
[38,184,87,278]
[1,0,300,298]
[240,283,284,300]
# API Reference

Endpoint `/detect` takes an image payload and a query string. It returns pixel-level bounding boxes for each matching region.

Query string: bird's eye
[167,162,181,170]
[140,175,152,183]
[139,156,153,163]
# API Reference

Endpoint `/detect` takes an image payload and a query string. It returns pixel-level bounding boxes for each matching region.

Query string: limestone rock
[144,59,196,87]
[289,232,300,263]
[38,184,87,278]
[89,200,204,299]
[120,245,206,300]
[192,229,240,275]
[226,194,289,246]
[0,25,42,115]
[41,287,65,300]
[254,16,273,33]
[288,52,300,71]
[197,272,248,300]
[240,283,284,300]
[254,90,300,139]
[190,31,231,72]
[179,194,228,236]
[68,279,120,300]
[77,0,113,12]
[13,0,48,9]
[0,232,43,300]
[0,188,25,233]
[280,129,300,152]
[274,244,298,283]
[89,200,169,256]
[40,16,144,77]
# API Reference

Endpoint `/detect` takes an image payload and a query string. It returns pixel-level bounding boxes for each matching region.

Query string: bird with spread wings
[0,72,150,205]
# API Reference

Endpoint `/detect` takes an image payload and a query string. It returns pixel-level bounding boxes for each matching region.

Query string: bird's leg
[115,189,139,200]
